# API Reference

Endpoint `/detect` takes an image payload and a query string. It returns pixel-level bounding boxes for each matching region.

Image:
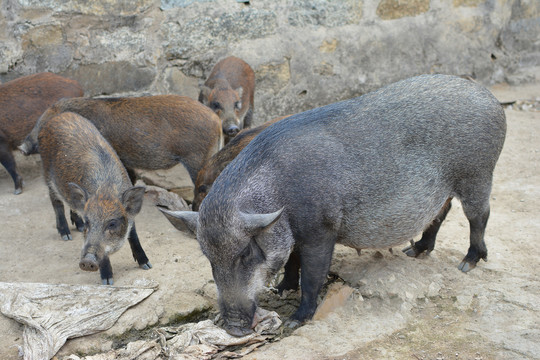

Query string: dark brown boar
[199,56,255,142]
[38,111,150,285]
[192,115,289,211]
[0,72,83,194]
[20,95,223,184]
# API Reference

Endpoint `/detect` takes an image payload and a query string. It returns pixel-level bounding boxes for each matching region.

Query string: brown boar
[0,72,83,194]
[20,95,223,184]
[199,56,255,142]
[38,111,150,285]
[192,115,289,211]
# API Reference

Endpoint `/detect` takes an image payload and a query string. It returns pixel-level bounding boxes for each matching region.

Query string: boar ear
[122,186,145,216]
[199,85,211,105]
[68,183,88,213]
[239,207,284,235]
[158,207,199,236]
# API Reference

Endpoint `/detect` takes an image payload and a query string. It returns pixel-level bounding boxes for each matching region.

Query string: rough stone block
[63,61,155,96]
[376,0,430,20]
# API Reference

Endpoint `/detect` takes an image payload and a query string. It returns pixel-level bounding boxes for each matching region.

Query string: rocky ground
[0,82,538,359]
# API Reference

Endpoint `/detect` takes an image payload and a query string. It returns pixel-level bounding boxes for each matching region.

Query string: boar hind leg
[276,249,300,294]
[457,183,491,272]
[292,232,336,323]
[0,136,23,194]
[48,189,72,240]
[458,204,490,273]
[403,198,452,257]
[70,210,85,232]
[127,225,152,270]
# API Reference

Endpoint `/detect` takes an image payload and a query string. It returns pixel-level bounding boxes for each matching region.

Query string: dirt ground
[0,82,538,360]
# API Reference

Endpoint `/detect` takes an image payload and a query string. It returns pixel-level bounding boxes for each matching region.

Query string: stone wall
[1,0,538,124]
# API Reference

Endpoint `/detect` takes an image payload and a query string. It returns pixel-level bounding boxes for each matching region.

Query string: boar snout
[224,125,240,137]
[224,323,254,337]
[222,314,255,337]
[80,254,99,272]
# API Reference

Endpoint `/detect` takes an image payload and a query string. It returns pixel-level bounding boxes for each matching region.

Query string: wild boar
[39,112,151,285]
[19,95,223,184]
[199,56,255,142]
[0,72,83,194]
[160,75,506,336]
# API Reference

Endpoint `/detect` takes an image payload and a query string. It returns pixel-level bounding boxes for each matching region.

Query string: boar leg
[179,156,202,185]
[455,181,492,272]
[402,198,452,257]
[0,135,23,194]
[458,206,490,272]
[127,225,152,270]
[276,249,300,294]
[48,189,72,240]
[99,256,114,285]
[126,167,138,185]
[291,233,336,323]
[70,210,85,232]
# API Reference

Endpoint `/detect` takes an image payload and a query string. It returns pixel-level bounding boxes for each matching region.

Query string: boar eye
[234,101,241,110]
[210,101,222,110]
[106,219,120,231]
[240,239,265,267]
[198,185,207,194]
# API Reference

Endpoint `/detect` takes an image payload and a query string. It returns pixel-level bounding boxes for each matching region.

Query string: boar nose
[79,254,99,272]
[224,324,254,337]
[225,125,240,137]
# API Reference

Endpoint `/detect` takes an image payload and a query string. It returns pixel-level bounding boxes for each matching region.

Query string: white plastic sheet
[67,307,282,360]
[0,280,157,360]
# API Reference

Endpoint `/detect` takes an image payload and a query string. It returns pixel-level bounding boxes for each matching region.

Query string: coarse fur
[0,72,83,194]
[20,95,223,184]
[38,112,150,285]
[192,115,289,210]
[162,74,506,336]
[199,56,255,142]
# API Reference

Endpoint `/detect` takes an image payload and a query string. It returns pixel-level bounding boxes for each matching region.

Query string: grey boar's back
[205,74,506,249]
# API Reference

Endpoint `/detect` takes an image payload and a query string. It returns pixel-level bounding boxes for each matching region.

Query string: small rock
[313,283,354,320]
[427,281,442,298]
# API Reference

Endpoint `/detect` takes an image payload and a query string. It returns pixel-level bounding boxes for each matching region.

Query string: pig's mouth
[222,307,264,337]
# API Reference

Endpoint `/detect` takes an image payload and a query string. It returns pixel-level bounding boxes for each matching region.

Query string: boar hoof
[140,262,152,270]
[402,241,420,257]
[285,319,300,329]
[102,278,114,285]
[14,188,22,195]
[61,234,73,241]
[458,261,471,272]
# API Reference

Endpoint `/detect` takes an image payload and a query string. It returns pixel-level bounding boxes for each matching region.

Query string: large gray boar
[160,74,506,336]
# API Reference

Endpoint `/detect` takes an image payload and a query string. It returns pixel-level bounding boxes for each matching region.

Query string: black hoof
[140,262,152,270]
[402,240,420,257]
